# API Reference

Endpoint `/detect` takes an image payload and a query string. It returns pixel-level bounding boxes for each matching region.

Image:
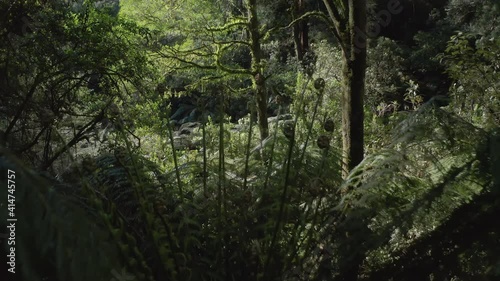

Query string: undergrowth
[1,96,500,281]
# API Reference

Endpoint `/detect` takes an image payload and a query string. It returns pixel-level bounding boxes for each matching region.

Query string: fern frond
[0,149,131,281]
[318,103,497,280]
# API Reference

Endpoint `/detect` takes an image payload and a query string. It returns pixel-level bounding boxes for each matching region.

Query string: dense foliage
[0,0,499,280]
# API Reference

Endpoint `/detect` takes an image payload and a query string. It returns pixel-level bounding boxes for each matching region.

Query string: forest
[0,0,499,280]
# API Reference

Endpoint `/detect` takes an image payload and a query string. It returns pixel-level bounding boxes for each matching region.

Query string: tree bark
[293,0,309,62]
[341,0,367,178]
[322,0,367,178]
[247,0,269,140]
[320,1,367,279]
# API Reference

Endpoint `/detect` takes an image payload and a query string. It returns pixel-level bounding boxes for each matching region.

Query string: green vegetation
[0,0,499,280]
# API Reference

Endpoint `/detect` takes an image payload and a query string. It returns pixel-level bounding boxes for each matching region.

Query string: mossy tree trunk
[246,0,269,140]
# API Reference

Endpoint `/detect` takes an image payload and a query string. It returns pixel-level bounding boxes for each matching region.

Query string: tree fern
[312,101,499,280]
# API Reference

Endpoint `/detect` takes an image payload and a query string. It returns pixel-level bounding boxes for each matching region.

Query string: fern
[0,149,131,281]
[312,102,499,280]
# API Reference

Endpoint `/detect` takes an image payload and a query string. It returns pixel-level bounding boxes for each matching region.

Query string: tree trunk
[247,0,269,140]
[337,4,368,279]
[293,0,309,62]
[341,0,366,178]
[324,0,367,178]
[318,4,368,277]
[341,48,366,177]
[322,0,366,177]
